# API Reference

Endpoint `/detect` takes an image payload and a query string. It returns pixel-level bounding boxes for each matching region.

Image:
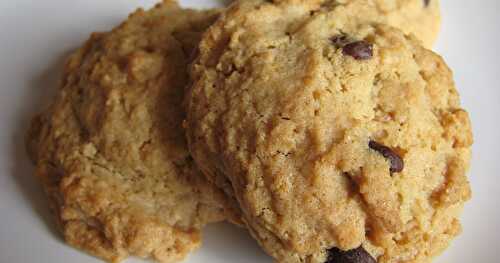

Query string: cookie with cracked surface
[186,0,472,262]
[26,1,237,262]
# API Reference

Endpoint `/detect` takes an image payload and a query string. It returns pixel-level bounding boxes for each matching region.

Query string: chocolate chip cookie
[26,1,237,262]
[186,0,472,262]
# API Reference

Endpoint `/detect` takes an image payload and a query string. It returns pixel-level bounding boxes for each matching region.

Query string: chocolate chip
[342,41,373,60]
[368,140,404,173]
[424,0,430,7]
[326,247,376,263]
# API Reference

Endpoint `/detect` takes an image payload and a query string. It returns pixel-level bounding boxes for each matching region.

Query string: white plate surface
[0,0,499,262]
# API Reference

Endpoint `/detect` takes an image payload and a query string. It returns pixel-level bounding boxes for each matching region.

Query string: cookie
[186,0,472,262]
[26,1,237,262]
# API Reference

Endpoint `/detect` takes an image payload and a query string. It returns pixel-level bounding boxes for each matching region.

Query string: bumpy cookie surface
[186,0,472,262]
[269,0,441,47]
[373,0,441,47]
[26,2,234,262]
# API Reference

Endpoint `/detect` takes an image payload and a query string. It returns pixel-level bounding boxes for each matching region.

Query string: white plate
[0,0,498,262]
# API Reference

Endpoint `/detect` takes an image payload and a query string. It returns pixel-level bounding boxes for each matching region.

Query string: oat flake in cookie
[186,0,472,262]
[25,1,238,262]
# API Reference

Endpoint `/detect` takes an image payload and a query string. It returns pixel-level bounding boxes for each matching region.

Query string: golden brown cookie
[186,0,472,262]
[26,1,236,262]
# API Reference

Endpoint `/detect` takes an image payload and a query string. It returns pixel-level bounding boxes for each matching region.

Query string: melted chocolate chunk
[369,140,404,173]
[326,247,376,263]
[424,0,430,7]
[342,41,373,60]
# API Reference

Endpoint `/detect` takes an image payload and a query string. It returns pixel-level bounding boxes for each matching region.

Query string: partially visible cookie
[26,1,236,262]
[186,0,471,262]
